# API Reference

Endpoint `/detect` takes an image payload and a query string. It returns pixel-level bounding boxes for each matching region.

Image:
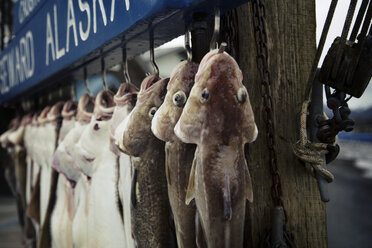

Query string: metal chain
[251,1,297,247]
[221,9,239,62]
[250,0,286,217]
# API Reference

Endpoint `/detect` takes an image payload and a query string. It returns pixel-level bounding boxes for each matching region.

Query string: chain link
[251,1,297,247]
[221,9,239,61]
[250,0,287,217]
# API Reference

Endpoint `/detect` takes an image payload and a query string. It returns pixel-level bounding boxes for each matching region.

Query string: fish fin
[223,175,232,220]
[195,211,207,248]
[26,171,40,224]
[131,168,138,208]
[185,157,196,205]
[245,165,253,202]
[115,156,124,222]
[165,146,171,185]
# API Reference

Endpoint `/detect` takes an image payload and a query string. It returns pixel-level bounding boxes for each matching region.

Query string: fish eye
[173,91,187,107]
[200,88,210,103]
[148,107,157,119]
[237,87,247,103]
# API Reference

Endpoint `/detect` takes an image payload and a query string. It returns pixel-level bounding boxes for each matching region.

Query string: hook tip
[218,42,227,53]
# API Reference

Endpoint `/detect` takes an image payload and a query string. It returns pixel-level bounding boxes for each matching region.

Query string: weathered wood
[236,1,328,247]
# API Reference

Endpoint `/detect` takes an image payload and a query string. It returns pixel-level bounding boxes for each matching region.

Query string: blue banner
[13,0,47,35]
[1,0,249,103]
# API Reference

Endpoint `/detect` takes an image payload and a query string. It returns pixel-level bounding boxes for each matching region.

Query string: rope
[292,100,335,183]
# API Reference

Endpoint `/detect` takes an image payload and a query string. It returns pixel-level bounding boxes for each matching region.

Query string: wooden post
[236,0,328,247]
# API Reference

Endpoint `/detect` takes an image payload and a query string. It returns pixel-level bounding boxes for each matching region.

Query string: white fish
[73,90,125,248]
[110,83,138,248]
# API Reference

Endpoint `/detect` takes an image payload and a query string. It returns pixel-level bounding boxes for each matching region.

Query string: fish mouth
[77,94,95,123]
[47,102,64,122]
[151,108,169,142]
[174,120,191,144]
[62,100,77,120]
[117,135,142,157]
[95,90,115,120]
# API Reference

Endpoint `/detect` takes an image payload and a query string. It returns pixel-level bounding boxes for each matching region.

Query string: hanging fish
[20,114,38,244]
[38,101,64,248]
[174,49,258,248]
[52,94,94,248]
[24,114,34,206]
[51,100,77,248]
[151,61,201,248]
[26,112,42,228]
[118,75,175,248]
[34,106,52,227]
[73,90,126,248]
[110,82,138,248]
[5,115,36,243]
[53,95,94,185]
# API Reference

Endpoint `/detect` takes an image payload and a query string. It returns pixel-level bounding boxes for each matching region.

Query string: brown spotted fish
[151,61,200,248]
[118,75,175,248]
[174,49,258,248]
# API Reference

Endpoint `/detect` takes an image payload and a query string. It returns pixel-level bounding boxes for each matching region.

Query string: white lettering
[54,5,65,59]
[0,55,9,94]
[26,31,35,78]
[7,49,15,88]
[93,0,107,34]
[79,0,91,41]
[15,46,25,84]
[19,37,28,78]
[110,0,115,22]
[66,0,78,53]
[18,0,41,25]
[46,12,55,66]
[0,30,34,93]
[125,0,130,11]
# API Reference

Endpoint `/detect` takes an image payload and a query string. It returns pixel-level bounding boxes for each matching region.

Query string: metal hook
[210,7,220,50]
[122,47,131,84]
[122,45,139,91]
[101,57,108,91]
[84,67,92,96]
[149,29,159,79]
[185,23,192,62]
[218,42,227,53]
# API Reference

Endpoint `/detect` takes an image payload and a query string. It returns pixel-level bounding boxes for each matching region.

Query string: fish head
[119,75,169,157]
[152,61,198,142]
[76,94,95,123]
[62,100,78,120]
[112,83,138,154]
[47,101,64,122]
[58,100,78,144]
[175,50,258,145]
[71,94,98,177]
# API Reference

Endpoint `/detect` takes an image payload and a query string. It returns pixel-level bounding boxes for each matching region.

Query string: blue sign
[13,0,47,36]
[1,0,249,103]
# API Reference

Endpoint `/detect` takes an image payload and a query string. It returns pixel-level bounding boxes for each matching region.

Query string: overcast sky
[316,0,372,110]
[161,1,371,110]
